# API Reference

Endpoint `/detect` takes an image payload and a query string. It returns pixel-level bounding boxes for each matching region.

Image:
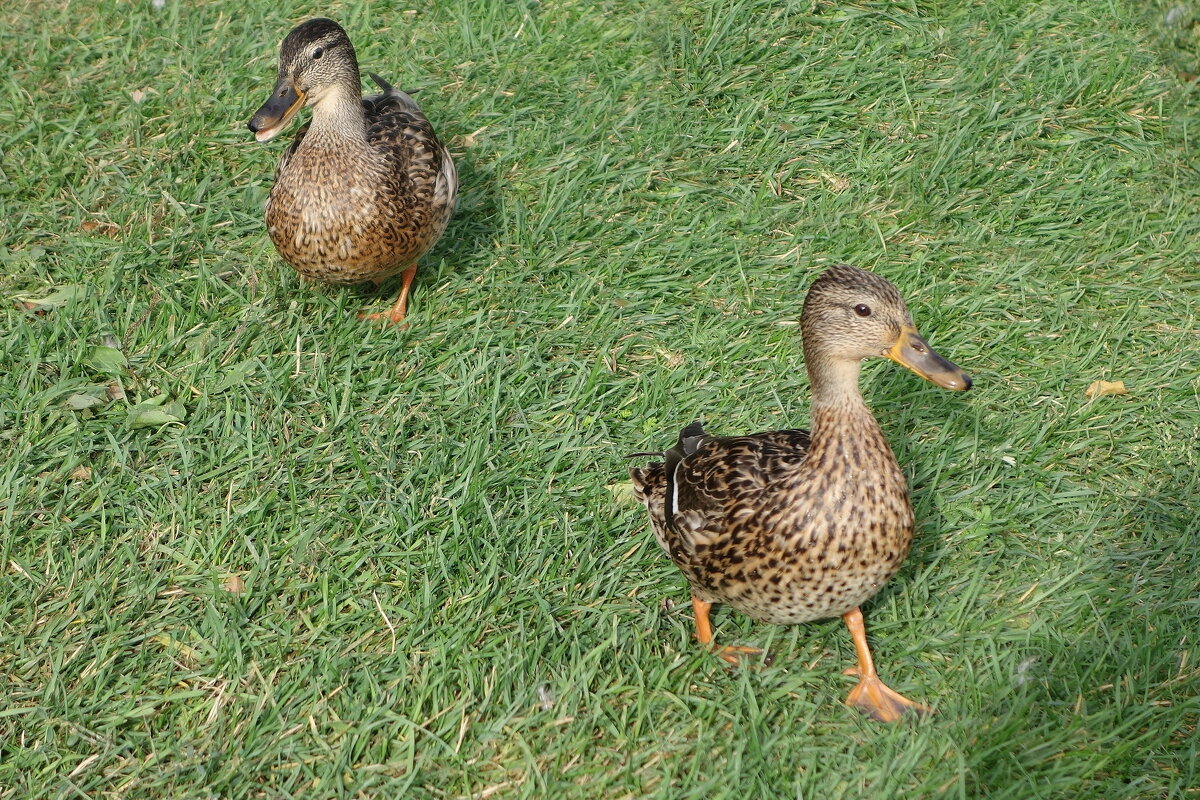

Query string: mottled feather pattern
[265,83,456,285]
[631,412,912,625]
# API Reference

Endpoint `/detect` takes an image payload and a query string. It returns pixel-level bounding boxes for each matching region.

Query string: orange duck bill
[885,326,972,391]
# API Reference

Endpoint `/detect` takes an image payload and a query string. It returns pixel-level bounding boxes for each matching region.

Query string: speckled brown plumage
[628,264,972,721]
[249,18,457,324]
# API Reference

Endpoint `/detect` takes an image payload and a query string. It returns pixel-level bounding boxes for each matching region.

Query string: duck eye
[853,304,872,317]
[312,47,324,60]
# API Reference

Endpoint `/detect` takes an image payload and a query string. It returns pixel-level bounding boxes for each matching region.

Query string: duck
[247,18,457,325]
[628,264,971,722]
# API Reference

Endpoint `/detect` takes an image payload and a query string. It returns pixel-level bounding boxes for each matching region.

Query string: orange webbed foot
[713,644,771,667]
[358,306,410,328]
[691,595,772,667]
[359,265,416,327]
[844,669,930,722]
[841,607,930,723]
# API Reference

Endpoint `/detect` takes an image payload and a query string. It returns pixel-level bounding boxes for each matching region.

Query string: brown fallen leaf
[1085,380,1128,399]
[80,220,119,237]
[459,126,487,148]
[222,575,246,594]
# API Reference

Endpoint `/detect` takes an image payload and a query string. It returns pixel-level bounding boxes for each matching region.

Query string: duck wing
[630,424,812,562]
[361,73,456,211]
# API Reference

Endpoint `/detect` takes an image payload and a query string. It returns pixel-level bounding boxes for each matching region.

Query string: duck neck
[805,355,893,463]
[807,356,866,410]
[306,82,367,143]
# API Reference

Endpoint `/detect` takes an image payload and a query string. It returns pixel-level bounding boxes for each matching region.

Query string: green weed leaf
[13,284,88,312]
[211,358,260,394]
[86,346,127,375]
[64,393,106,411]
[128,397,187,428]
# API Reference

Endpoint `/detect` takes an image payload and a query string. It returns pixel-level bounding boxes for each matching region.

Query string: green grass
[1,0,1198,797]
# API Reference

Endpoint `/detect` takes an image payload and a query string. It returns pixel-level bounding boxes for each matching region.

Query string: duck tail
[623,420,707,461]
[624,421,708,533]
[676,420,707,457]
[368,72,395,93]
[368,72,423,112]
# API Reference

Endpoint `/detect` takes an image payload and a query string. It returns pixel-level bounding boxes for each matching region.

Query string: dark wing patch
[628,424,813,564]
[360,88,446,215]
[662,420,709,532]
[673,428,812,517]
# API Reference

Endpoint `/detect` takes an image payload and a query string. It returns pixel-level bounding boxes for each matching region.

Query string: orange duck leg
[842,607,930,722]
[361,264,417,326]
[692,595,764,666]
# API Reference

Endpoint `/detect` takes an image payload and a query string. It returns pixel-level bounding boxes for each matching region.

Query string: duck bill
[885,326,972,391]
[247,77,305,143]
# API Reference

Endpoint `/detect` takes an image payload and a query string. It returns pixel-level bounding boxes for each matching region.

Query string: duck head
[800,265,972,392]
[248,18,360,143]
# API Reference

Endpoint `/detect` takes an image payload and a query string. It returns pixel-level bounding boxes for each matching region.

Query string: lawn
[1,0,1197,797]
